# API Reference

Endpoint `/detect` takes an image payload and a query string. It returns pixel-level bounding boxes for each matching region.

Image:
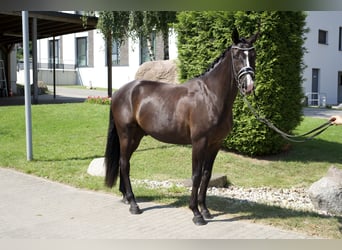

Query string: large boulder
[308,166,342,215]
[135,60,179,84]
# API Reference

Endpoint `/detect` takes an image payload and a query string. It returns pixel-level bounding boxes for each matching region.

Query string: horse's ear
[232,28,239,44]
[248,20,261,44]
[248,32,259,44]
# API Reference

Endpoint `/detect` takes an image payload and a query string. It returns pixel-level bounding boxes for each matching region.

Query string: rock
[183,174,230,188]
[135,60,179,84]
[308,166,342,215]
[87,157,106,177]
[209,174,229,188]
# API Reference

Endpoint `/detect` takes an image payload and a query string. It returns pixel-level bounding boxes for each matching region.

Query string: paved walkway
[0,168,318,239]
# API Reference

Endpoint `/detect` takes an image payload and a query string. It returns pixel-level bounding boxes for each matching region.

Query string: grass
[0,103,342,238]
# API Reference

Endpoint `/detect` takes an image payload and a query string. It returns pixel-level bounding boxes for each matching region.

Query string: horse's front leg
[198,169,213,220]
[198,149,219,220]
[189,139,207,225]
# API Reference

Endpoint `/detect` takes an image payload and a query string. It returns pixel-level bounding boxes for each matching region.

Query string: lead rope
[240,91,334,142]
[230,46,334,142]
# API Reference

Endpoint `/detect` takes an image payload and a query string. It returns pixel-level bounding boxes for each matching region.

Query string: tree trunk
[146,36,155,61]
[162,28,169,60]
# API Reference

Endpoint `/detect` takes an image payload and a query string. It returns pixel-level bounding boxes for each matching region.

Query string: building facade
[17,27,178,91]
[303,11,342,106]
[14,11,342,105]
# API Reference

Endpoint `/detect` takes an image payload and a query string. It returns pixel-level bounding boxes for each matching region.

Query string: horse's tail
[104,107,120,188]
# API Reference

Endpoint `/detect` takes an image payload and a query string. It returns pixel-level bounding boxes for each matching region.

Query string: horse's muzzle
[237,66,255,95]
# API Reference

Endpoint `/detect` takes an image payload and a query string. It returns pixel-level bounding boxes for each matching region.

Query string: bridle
[231,45,334,143]
[231,45,255,94]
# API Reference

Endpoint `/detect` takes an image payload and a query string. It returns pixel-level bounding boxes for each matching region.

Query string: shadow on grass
[255,138,342,165]
[136,193,342,234]
[33,155,104,162]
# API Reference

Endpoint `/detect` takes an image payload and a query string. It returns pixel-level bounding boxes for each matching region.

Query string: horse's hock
[308,166,342,215]
[135,60,179,84]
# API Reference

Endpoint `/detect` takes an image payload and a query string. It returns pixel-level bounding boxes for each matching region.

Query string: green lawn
[0,103,341,238]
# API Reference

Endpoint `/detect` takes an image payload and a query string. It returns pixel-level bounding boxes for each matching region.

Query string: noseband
[231,46,255,94]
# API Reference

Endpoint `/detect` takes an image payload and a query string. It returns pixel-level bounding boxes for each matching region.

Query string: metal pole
[22,11,33,161]
[53,36,56,99]
[32,17,38,104]
[106,35,112,97]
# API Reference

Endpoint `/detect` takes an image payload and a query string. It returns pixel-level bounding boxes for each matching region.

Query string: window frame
[48,39,60,69]
[318,29,328,45]
[76,37,88,67]
[339,27,342,51]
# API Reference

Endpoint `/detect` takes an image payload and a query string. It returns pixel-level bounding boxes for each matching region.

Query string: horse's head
[231,28,258,95]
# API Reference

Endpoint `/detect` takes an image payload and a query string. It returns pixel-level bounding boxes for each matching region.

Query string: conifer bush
[175,11,307,156]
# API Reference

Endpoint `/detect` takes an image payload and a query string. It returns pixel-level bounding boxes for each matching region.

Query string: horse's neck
[203,54,238,107]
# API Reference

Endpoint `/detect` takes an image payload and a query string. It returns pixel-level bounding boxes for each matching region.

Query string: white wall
[78,34,141,89]
[303,11,342,105]
[16,28,179,92]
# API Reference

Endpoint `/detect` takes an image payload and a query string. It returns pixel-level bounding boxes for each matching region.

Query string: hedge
[175,11,307,156]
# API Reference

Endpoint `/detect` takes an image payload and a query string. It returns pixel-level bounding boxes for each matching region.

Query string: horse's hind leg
[118,127,144,214]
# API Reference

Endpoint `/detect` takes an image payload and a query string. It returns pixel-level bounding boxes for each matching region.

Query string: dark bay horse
[105,29,258,225]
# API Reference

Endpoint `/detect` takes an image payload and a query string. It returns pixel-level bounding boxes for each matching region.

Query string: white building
[17,26,178,91]
[14,11,342,105]
[303,11,342,106]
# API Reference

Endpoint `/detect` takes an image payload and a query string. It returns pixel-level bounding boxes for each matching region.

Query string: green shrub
[175,11,307,156]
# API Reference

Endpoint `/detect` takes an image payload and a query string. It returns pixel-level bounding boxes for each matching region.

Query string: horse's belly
[148,132,191,145]
[142,120,191,145]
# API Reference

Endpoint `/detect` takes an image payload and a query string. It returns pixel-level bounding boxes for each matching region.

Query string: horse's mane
[196,45,232,78]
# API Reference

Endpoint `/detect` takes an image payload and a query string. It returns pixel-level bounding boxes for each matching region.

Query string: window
[339,27,342,51]
[112,40,120,65]
[318,29,328,44]
[105,40,120,66]
[48,39,60,68]
[76,37,87,67]
[105,38,129,66]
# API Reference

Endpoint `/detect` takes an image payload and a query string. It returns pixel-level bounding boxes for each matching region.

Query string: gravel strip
[132,179,329,215]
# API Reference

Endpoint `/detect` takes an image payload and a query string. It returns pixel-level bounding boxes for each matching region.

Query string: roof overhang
[0,11,98,46]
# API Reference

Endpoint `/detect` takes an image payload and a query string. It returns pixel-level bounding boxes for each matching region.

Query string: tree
[83,11,130,96]
[83,11,177,95]
[175,11,307,156]
[89,11,177,61]
[155,11,178,60]
[96,11,130,46]
[129,11,177,61]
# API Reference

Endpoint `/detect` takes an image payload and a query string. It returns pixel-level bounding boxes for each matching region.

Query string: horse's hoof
[129,205,142,215]
[201,210,214,220]
[192,215,207,226]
